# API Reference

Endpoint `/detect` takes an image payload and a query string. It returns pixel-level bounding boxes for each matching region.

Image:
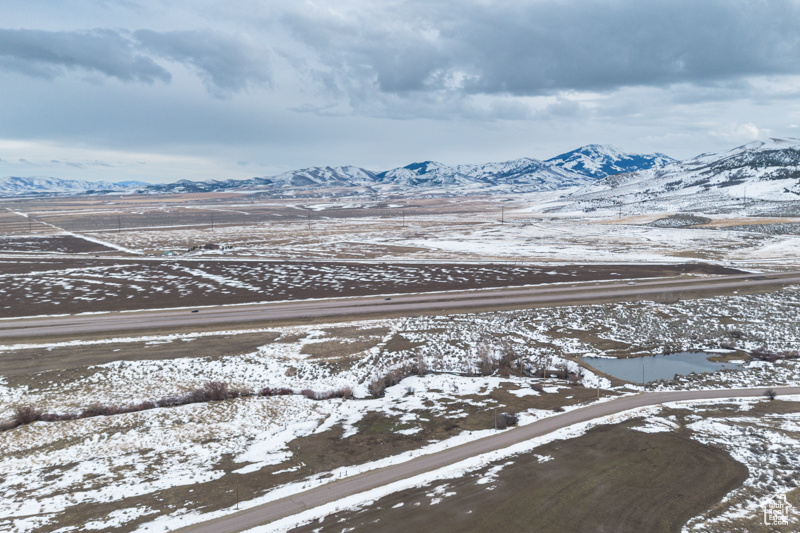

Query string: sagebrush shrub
[13,405,42,425]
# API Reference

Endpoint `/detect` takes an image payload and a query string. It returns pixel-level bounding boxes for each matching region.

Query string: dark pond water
[582,352,743,383]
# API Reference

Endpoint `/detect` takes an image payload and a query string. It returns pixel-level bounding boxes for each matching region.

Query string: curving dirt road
[3,269,800,340]
[176,386,800,533]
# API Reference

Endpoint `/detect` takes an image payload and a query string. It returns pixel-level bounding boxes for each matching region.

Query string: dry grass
[383,333,425,353]
[700,216,800,228]
[300,339,384,359]
[1,331,282,379]
[289,420,747,533]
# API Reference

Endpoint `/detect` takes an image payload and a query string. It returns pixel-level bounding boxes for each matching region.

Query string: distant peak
[579,143,621,152]
[546,144,625,162]
[714,137,800,158]
[403,161,442,172]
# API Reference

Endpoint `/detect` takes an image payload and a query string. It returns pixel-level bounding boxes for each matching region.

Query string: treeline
[1,381,353,432]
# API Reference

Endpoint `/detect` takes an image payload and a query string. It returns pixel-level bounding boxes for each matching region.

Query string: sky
[2,0,800,184]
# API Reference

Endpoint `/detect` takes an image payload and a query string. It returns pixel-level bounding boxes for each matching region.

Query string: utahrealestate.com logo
[762,493,793,526]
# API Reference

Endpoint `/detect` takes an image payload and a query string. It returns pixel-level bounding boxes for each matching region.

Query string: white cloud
[0,138,224,182]
[709,122,765,143]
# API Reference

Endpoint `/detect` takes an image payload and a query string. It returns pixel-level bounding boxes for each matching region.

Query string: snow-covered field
[2,192,800,531]
[665,398,800,531]
[73,213,794,266]
[252,397,800,533]
[3,286,800,531]
[5,189,799,268]
[0,257,620,318]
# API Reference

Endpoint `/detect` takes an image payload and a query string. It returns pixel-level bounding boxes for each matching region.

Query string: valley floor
[2,193,800,532]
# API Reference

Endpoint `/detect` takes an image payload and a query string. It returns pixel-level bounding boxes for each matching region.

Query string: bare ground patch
[0,331,281,378]
[0,257,742,318]
[300,339,384,359]
[0,235,118,254]
[289,420,747,533]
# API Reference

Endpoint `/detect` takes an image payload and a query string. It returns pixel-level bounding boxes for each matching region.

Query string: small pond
[582,351,743,384]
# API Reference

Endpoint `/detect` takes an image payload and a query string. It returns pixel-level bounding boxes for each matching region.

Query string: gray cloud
[0,28,170,83]
[0,27,271,96]
[2,0,800,182]
[283,0,800,99]
[62,159,113,168]
[134,29,272,96]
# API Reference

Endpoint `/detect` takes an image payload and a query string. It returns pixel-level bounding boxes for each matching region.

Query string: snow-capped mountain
[269,165,378,188]
[0,176,148,196]
[546,144,675,179]
[143,166,378,194]
[141,145,673,197]
[567,138,800,211]
[375,147,672,192]
[374,157,590,191]
[7,141,800,208]
[0,145,674,197]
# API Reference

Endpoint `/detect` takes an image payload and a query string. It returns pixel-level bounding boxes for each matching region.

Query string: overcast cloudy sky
[2,0,800,183]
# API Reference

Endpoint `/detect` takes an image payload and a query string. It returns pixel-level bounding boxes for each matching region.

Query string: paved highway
[3,270,800,339]
[177,386,800,533]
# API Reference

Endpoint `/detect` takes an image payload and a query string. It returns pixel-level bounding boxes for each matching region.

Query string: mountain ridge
[561,138,800,213]
[0,176,149,197]
[546,144,675,179]
[139,144,673,197]
[0,144,673,197]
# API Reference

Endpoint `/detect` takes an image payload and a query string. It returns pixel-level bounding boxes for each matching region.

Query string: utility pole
[402,210,405,228]
[118,215,121,234]
[307,209,311,230]
[501,206,504,225]
[29,217,32,234]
